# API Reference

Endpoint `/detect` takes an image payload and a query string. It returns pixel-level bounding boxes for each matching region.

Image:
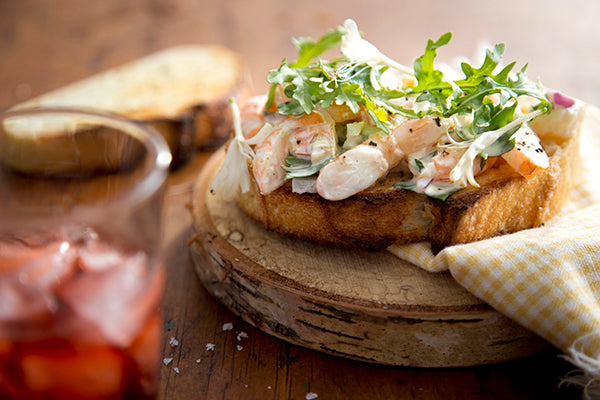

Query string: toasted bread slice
[9,45,251,167]
[235,105,585,253]
[238,169,432,249]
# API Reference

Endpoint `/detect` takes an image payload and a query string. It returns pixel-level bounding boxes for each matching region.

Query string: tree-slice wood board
[188,150,550,367]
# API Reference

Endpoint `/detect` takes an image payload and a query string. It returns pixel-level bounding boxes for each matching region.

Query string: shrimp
[288,122,336,159]
[252,111,336,195]
[240,95,287,139]
[240,95,268,139]
[501,125,549,179]
[251,128,289,194]
[316,117,444,200]
[284,112,334,158]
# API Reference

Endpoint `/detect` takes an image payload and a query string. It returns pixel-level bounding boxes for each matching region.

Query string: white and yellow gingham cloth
[389,106,600,396]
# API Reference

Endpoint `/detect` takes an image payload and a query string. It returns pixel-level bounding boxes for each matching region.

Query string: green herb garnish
[282,154,333,180]
[414,158,425,172]
[265,20,550,147]
[265,19,552,199]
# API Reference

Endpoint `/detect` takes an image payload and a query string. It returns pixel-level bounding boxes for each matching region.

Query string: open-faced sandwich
[210,19,585,253]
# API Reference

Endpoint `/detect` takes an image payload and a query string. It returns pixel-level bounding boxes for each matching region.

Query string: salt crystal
[173,367,180,374]
[206,343,215,351]
[163,357,173,366]
[306,393,318,400]
[169,337,179,347]
[195,359,201,364]
[222,322,233,331]
[237,332,248,341]
[236,345,243,351]
[267,386,272,390]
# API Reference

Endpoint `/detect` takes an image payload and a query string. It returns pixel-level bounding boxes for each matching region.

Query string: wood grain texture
[160,153,580,399]
[188,150,550,367]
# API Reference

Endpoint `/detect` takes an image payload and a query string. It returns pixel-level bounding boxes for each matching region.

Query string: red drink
[0,229,163,400]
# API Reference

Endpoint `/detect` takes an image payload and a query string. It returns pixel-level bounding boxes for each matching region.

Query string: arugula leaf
[282,154,333,180]
[264,22,552,200]
[414,158,425,172]
[267,24,550,131]
[480,124,518,157]
[291,28,344,68]
[412,32,453,113]
[320,82,363,113]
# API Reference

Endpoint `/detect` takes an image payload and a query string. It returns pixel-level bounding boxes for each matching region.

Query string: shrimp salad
[211,19,576,202]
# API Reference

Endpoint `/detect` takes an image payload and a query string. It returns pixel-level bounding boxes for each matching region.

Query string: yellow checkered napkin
[388,106,600,396]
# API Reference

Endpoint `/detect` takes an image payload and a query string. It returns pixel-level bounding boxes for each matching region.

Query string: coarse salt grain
[173,367,180,374]
[237,331,248,341]
[163,357,173,366]
[236,345,243,351]
[206,343,216,351]
[222,322,234,331]
[169,337,179,347]
[306,393,318,400]
[195,359,201,364]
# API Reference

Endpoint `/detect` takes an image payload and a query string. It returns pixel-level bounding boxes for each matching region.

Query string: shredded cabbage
[449,109,543,187]
[210,99,274,200]
[340,19,414,76]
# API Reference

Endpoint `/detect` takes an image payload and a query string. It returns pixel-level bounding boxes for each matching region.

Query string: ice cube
[0,239,43,274]
[0,237,74,278]
[78,239,127,272]
[17,241,78,290]
[0,280,48,322]
[0,238,78,335]
[57,247,161,347]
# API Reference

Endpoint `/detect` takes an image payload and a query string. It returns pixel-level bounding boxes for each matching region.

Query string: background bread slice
[8,45,250,168]
[235,107,585,252]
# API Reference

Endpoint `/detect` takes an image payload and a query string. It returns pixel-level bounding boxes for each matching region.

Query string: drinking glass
[0,108,172,400]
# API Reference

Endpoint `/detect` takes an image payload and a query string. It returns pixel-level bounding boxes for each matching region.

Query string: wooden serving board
[189,150,550,367]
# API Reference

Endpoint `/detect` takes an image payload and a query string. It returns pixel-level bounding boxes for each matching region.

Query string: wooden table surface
[2,1,600,398]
